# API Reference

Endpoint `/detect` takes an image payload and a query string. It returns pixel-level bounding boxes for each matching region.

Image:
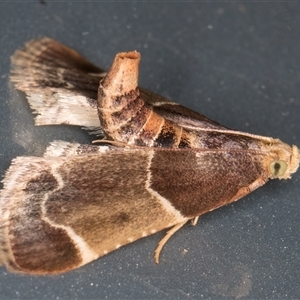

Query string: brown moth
[0,37,299,274]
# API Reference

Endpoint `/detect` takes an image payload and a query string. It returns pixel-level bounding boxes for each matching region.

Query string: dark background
[0,2,299,299]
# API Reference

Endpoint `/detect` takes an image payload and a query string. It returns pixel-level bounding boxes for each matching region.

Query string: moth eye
[269,160,288,177]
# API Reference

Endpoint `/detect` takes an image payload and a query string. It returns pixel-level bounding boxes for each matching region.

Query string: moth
[0,37,299,275]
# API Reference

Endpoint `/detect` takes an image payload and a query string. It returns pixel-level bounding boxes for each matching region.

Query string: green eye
[269,160,287,177]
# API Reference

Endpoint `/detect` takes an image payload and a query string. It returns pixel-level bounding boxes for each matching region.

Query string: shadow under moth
[0,38,299,275]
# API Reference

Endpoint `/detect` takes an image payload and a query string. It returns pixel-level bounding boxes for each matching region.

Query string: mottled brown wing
[0,141,267,274]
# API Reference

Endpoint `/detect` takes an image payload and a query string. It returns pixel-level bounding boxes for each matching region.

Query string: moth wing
[0,143,189,274]
[0,142,267,274]
[10,37,227,135]
[10,37,104,134]
[142,88,227,130]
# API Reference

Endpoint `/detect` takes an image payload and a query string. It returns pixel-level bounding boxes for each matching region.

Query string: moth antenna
[154,221,188,264]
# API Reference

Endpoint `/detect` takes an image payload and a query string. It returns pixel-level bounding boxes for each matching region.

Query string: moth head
[267,144,300,179]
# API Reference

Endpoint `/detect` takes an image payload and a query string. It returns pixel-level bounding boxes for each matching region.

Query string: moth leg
[229,177,268,204]
[191,216,199,226]
[154,220,188,264]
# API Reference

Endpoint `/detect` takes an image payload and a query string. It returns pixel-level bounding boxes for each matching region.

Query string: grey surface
[0,2,300,299]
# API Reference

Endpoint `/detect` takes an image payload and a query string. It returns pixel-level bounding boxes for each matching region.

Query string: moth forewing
[0,142,293,274]
[1,145,190,274]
